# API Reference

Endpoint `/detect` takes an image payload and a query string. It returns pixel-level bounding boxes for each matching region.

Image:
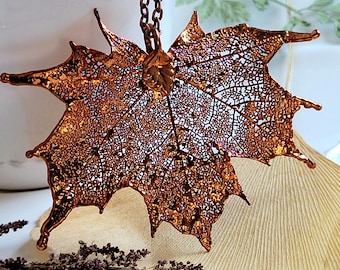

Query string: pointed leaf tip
[0,73,9,83]
[311,29,321,39]
[306,159,316,169]
[69,41,77,49]
[192,10,199,23]
[239,193,251,205]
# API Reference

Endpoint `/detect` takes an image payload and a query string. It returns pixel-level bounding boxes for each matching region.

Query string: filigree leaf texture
[0,10,321,251]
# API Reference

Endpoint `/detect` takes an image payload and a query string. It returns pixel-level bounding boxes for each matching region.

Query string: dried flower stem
[0,220,28,236]
[0,241,203,269]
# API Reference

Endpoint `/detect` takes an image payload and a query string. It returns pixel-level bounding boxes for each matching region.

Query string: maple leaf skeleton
[0,9,320,251]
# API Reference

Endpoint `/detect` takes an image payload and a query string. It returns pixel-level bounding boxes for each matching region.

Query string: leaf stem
[269,0,302,16]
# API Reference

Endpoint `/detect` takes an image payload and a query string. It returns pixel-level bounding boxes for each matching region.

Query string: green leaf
[331,3,340,13]
[196,0,216,20]
[284,20,296,31]
[253,0,269,11]
[295,18,311,27]
[334,19,340,37]
[284,16,311,30]
[317,11,330,24]
[310,0,334,8]
[217,0,249,22]
[175,0,199,6]
[301,20,311,27]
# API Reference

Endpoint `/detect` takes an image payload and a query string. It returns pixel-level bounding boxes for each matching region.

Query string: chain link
[140,0,163,53]
[140,0,150,32]
[152,0,163,32]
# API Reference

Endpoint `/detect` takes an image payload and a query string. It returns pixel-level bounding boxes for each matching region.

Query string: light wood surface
[31,133,340,269]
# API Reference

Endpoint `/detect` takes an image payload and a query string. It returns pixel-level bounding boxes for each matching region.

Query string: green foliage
[216,0,250,22]
[176,0,340,39]
[310,0,334,6]
[253,0,269,11]
[176,0,249,22]
[196,0,216,20]
[284,17,311,31]
[307,0,340,38]
[175,0,198,5]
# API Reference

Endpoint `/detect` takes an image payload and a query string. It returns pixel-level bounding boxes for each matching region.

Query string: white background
[0,0,339,261]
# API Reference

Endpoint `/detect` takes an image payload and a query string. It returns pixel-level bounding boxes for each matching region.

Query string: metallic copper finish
[142,49,174,97]
[0,9,320,251]
[140,0,163,53]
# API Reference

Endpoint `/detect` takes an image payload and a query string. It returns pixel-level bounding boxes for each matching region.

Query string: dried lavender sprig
[0,240,204,269]
[155,259,203,270]
[77,241,150,268]
[0,242,149,269]
[0,220,28,236]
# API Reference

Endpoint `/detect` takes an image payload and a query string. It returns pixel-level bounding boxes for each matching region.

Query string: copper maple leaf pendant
[0,10,321,251]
